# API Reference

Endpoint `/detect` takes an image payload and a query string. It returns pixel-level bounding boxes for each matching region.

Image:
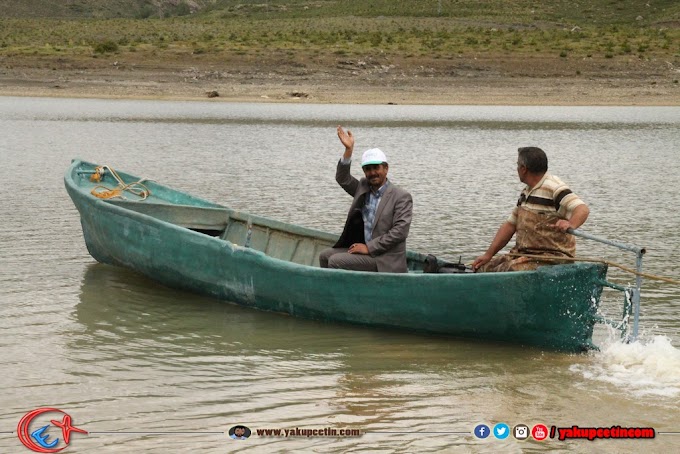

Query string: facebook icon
[474,424,491,439]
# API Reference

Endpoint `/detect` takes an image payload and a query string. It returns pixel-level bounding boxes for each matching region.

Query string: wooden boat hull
[65,160,607,352]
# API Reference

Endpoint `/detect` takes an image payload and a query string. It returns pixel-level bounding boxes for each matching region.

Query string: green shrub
[172,2,191,17]
[93,40,118,54]
[138,6,154,19]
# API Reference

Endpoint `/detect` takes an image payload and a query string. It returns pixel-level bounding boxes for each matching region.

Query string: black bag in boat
[423,254,472,273]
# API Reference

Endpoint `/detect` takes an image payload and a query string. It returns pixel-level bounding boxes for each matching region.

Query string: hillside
[0,0,211,18]
[0,0,678,25]
[0,1,678,105]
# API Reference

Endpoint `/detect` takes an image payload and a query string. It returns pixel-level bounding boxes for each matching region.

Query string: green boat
[65,159,617,352]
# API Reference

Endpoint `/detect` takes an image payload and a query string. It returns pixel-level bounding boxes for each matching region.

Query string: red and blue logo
[17,408,87,453]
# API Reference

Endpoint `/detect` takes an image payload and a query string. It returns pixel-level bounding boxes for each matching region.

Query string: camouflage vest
[514,207,575,257]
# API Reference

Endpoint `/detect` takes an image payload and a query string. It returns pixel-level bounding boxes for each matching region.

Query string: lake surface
[1,97,679,453]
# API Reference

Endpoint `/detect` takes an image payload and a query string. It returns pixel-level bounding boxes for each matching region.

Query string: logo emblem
[17,408,87,453]
[493,423,510,439]
[513,424,529,440]
[532,424,549,441]
[473,424,490,439]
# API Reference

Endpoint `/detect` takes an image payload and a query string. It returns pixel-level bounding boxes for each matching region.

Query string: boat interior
[75,162,445,272]
[103,199,438,272]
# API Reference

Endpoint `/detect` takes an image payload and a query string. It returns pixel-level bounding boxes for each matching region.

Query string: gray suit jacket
[333,160,413,273]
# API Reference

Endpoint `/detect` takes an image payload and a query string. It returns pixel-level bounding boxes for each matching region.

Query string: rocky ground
[1,51,679,105]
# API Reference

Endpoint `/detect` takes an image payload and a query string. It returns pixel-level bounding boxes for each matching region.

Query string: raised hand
[337,125,354,151]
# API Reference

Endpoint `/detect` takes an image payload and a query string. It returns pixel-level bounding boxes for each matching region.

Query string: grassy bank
[2,0,680,59]
[1,15,679,63]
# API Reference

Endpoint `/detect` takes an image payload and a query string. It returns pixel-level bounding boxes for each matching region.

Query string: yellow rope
[89,165,151,200]
[91,186,123,199]
[506,252,680,285]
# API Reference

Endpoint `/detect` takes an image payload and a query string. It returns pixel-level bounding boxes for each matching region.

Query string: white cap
[361,148,387,167]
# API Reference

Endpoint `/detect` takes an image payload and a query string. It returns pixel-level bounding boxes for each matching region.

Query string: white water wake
[571,335,680,399]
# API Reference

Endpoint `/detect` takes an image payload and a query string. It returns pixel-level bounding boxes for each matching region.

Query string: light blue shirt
[363,181,389,242]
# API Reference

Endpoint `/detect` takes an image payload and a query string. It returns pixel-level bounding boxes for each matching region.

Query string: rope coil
[89,165,151,200]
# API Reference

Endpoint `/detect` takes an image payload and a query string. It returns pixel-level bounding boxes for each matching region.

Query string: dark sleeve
[336,159,360,196]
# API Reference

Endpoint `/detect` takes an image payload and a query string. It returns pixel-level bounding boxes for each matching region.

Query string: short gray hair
[518,147,548,174]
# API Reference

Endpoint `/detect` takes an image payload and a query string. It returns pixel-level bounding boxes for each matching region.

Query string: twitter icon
[493,423,510,440]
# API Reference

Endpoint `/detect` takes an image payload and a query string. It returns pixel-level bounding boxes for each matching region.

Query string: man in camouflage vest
[473,147,590,272]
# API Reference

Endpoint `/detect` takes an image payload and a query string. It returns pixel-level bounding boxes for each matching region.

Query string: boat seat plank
[221,218,334,266]
[222,220,247,245]
[105,199,230,230]
[265,232,299,262]
[291,238,316,265]
[249,226,269,251]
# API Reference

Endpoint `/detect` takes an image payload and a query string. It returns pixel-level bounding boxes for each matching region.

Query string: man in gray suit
[319,126,413,273]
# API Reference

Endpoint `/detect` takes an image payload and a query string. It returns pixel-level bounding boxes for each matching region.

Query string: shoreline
[2,53,679,106]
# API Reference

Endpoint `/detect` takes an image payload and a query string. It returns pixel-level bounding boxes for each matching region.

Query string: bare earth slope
[1,50,678,105]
